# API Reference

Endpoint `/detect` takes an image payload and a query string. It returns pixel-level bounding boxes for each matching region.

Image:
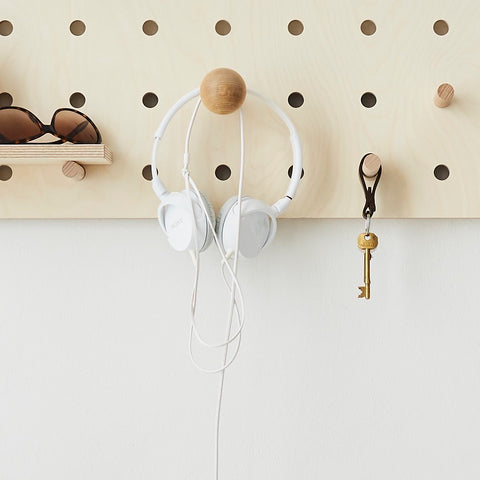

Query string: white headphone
[151,87,303,258]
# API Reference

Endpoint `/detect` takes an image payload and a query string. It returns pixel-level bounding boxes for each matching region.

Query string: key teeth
[358,286,366,298]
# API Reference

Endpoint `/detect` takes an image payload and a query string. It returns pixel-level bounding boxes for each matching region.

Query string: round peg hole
[288,92,304,108]
[142,164,158,181]
[215,20,231,36]
[434,164,449,180]
[0,165,13,181]
[215,164,231,181]
[143,20,158,35]
[433,20,449,36]
[361,92,377,108]
[69,92,86,108]
[70,20,86,36]
[288,166,305,179]
[0,20,13,36]
[288,20,304,36]
[0,92,13,107]
[360,20,376,36]
[142,92,158,108]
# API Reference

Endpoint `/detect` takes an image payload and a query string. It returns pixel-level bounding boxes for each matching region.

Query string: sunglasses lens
[53,110,100,143]
[0,108,43,143]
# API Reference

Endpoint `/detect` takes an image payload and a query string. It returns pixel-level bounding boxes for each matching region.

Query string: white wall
[0,218,479,479]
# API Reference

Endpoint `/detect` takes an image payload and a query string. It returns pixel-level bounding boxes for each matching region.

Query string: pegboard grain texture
[0,0,479,218]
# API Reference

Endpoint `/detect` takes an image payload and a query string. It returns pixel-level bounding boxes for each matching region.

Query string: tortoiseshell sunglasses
[0,106,101,144]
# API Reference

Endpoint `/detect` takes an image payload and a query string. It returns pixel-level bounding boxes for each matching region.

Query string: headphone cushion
[196,190,216,251]
[216,196,277,258]
[158,190,215,252]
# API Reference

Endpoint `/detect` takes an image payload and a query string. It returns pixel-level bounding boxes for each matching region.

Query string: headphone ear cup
[158,190,216,252]
[216,196,277,258]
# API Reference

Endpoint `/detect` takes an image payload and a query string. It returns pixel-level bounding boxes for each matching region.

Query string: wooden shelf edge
[0,144,113,165]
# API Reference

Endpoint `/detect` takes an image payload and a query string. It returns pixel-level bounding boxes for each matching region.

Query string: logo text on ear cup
[170,217,184,230]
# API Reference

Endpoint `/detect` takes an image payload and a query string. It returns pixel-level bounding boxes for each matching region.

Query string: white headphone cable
[213,107,245,480]
[181,100,246,480]
[186,176,244,373]
[182,101,246,356]
[181,100,246,371]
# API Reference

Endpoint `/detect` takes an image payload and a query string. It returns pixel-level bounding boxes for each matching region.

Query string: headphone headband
[151,88,302,216]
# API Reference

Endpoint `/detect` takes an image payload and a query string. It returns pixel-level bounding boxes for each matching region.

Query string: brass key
[357,232,378,299]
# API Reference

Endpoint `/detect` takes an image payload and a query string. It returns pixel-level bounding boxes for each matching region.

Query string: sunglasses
[0,106,101,144]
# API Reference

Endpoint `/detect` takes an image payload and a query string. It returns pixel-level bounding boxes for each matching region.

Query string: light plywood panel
[0,0,478,218]
[0,145,112,165]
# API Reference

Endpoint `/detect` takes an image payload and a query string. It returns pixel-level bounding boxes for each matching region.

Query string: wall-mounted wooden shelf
[0,144,112,166]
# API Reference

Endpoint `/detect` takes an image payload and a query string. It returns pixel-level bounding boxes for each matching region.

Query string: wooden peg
[200,68,247,115]
[362,153,381,178]
[434,83,454,108]
[62,161,86,181]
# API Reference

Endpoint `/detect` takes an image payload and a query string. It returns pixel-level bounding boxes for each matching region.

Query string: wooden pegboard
[0,0,479,218]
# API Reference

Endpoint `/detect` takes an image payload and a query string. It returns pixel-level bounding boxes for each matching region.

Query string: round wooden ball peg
[200,68,247,114]
[62,161,86,181]
[434,83,454,108]
[362,153,381,178]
